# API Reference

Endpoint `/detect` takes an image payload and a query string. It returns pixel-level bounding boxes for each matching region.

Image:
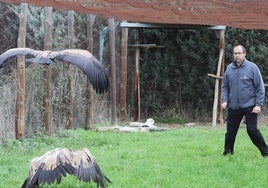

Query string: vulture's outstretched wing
[0,48,43,66]
[22,148,111,188]
[22,148,76,188]
[71,148,112,188]
[0,47,55,66]
[0,48,109,94]
[54,50,109,94]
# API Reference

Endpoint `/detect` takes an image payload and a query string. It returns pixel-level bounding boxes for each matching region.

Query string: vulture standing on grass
[21,147,112,188]
[0,48,109,93]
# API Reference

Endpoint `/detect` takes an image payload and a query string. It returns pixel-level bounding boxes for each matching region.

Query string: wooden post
[218,29,225,124]
[85,14,95,130]
[128,43,162,122]
[133,29,140,122]
[108,18,117,125]
[120,21,128,121]
[66,11,74,129]
[212,29,225,127]
[15,3,28,140]
[43,7,53,135]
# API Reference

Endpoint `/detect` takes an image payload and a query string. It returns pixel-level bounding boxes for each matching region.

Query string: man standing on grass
[221,44,268,157]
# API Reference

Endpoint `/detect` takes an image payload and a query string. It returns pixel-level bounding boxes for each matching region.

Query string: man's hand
[252,106,261,114]
[221,102,228,109]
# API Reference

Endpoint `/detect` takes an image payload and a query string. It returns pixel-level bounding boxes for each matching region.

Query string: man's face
[233,46,246,64]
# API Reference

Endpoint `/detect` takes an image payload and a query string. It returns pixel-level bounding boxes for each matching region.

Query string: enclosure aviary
[0,48,109,93]
[21,147,111,188]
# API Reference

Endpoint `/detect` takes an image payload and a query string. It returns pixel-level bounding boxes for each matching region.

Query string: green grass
[0,125,267,188]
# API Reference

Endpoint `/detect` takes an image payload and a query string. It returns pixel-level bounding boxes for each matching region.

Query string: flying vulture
[0,48,109,93]
[21,147,111,188]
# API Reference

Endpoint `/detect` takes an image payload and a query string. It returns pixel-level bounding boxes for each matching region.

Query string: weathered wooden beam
[212,29,225,127]
[43,7,53,135]
[133,29,140,122]
[212,48,224,127]
[108,18,117,125]
[15,3,28,140]
[207,73,223,79]
[85,14,95,130]
[66,11,74,129]
[217,29,226,125]
[120,21,128,121]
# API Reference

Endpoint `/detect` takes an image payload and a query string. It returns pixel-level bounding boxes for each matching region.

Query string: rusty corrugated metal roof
[1,0,268,30]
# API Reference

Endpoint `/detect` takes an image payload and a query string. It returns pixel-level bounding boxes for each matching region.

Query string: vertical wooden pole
[212,29,225,127]
[66,11,74,129]
[43,7,53,135]
[85,14,95,130]
[15,3,28,140]
[108,18,117,125]
[133,29,140,122]
[218,29,225,124]
[120,21,128,121]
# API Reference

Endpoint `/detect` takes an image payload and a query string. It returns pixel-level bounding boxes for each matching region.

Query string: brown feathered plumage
[0,48,109,93]
[21,148,111,188]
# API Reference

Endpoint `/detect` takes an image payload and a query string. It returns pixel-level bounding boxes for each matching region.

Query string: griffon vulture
[21,147,111,188]
[0,48,109,93]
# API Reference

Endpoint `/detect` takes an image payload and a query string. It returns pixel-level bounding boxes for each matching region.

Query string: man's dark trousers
[224,106,268,156]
